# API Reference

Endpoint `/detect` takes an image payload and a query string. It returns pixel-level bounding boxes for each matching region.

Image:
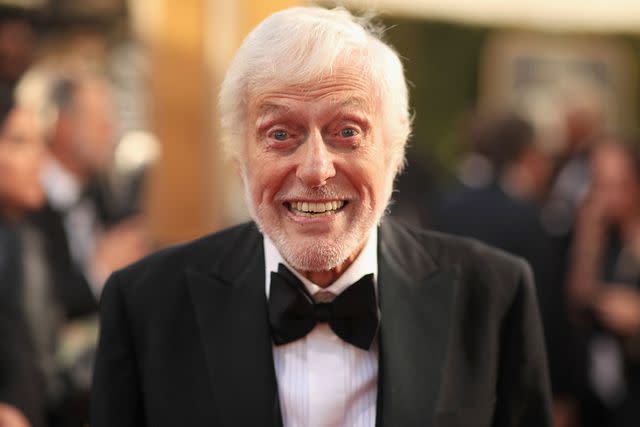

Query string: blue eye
[272,130,289,141]
[340,128,358,138]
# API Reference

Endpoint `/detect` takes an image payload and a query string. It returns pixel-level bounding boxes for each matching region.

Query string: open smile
[284,200,348,217]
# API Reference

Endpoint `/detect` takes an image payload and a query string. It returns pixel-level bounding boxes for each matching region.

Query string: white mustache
[276,185,356,201]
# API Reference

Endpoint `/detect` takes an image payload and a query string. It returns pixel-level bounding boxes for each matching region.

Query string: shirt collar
[264,227,378,298]
[42,157,83,211]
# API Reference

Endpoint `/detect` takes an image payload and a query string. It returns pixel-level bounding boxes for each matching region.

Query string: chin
[277,237,349,272]
[250,189,384,273]
[4,192,44,218]
[23,191,46,211]
[259,215,372,272]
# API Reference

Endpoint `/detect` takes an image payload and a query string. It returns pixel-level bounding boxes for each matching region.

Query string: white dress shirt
[264,229,379,427]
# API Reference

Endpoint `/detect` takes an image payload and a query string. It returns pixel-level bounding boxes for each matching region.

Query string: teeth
[289,200,345,215]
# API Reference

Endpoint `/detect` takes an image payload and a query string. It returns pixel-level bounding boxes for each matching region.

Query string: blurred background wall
[4,0,639,243]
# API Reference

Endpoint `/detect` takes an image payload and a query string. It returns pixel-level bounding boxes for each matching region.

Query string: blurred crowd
[0,6,151,427]
[1,3,640,427]
[415,105,640,427]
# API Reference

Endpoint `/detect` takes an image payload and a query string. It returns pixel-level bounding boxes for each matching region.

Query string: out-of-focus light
[458,153,494,188]
[114,130,161,174]
[14,65,58,135]
[127,0,165,42]
[0,0,46,9]
[340,0,640,33]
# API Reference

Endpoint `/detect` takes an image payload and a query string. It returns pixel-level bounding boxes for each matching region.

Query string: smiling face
[242,68,395,272]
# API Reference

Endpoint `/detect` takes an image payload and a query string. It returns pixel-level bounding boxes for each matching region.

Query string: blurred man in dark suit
[92,7,552,427]
[431,114,579,425]
[0,93,46,427]
[26,73,148,427]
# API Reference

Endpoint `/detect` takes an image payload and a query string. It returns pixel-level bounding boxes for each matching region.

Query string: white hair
[218,6,411,174]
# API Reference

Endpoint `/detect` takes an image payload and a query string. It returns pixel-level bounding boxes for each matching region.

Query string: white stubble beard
[241,169,392,272]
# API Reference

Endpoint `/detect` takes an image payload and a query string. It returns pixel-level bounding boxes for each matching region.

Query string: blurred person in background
[430,112,579,426]
[431,113,555,256]
[0,93,47,427]
[25,72,149,427]
[0,6,37,110]
[543,95,608,239]
[33,73,147,292]
[567,138,640,427]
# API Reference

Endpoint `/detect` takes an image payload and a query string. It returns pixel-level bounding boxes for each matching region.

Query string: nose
[296,129,336,188]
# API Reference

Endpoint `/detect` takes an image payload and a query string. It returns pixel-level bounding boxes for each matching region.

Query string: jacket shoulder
[106,221,261,298]
[383,217,527,272]
[382,218,531,306]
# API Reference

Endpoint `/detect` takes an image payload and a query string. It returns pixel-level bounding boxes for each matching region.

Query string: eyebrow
[257,103,291,117]
[257,96,372,118]
[330,97,373,114]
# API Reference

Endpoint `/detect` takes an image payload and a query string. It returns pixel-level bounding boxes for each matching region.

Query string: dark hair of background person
[469,112,535,174]
[50,77,76,113]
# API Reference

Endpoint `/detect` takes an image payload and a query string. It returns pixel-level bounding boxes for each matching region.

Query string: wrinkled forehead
[255,96,373,119]
[247,63,380,117]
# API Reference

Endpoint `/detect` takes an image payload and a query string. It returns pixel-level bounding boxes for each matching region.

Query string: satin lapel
[186,234,282,427]
[376,221,459,427]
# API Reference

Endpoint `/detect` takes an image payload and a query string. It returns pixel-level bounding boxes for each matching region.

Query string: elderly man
[91,6,552,427]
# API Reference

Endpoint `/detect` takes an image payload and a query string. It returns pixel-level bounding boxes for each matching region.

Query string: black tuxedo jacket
[0,222,45,427]
[91,219,552,427]
[28,202,98,318]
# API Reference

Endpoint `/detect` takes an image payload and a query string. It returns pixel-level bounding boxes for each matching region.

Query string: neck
[299,240,367,288]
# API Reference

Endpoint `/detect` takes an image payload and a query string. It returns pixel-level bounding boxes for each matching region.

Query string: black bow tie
[268,264,379,350]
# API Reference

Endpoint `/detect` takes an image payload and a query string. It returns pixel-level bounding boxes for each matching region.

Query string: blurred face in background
[61,79,116,177]
[589,142,640,223]
[0,106,46,219]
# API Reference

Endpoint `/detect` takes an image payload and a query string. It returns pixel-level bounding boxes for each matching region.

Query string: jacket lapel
[183,220,457,427]
[376,221,459,427]
[186,225,282,427]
